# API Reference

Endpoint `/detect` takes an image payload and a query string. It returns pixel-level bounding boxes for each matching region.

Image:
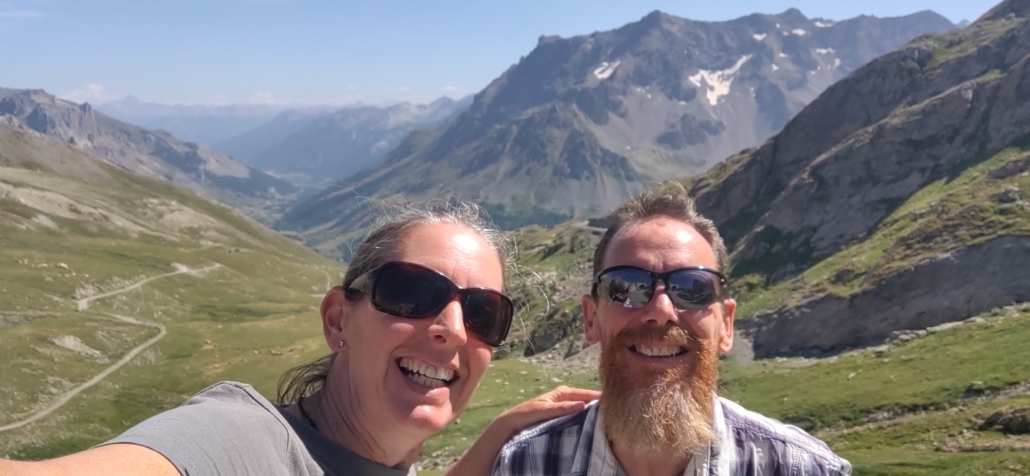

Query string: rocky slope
[216,96,472,187]
[0,88,297,221]
[682,0,1030,357]
[279,9,955,254]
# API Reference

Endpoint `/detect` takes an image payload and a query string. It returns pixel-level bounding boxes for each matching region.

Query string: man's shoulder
[718,397,852,474]
[493,403,596,476]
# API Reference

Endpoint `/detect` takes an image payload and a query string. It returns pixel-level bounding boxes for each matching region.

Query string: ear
[321,286,349,352]
[581,294,600,346]
[718,298,736,354]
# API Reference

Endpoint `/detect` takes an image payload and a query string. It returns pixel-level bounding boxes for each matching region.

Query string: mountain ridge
[0,88,297,222]
[278,8,957,256]
[217,96,472,187]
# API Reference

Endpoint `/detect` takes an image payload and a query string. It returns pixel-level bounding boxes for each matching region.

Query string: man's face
[582,216,735,360]
[581,216,736,455]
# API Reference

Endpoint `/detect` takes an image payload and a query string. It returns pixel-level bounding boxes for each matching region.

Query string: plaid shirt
[493,397,851,476]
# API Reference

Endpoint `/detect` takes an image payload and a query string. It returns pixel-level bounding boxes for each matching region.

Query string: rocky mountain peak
[982,0,1030,21]
[278,9,958,256]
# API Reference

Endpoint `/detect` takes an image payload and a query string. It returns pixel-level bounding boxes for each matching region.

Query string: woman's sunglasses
[592,265,727,310]
[347,261,513,347]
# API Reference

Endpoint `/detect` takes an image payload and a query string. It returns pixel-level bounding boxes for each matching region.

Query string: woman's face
[335,223,501,436]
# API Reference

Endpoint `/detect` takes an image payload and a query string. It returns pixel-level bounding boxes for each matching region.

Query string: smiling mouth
[630,344,687,357]
[397,357,457,388]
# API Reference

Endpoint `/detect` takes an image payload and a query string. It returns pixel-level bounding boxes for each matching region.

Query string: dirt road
[0,315,166,432]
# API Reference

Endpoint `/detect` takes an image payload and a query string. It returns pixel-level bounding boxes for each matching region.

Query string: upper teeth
[635,346,685,357]
[399,357,455,382]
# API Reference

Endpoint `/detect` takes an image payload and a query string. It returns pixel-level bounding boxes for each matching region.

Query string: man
[493,183,852,476]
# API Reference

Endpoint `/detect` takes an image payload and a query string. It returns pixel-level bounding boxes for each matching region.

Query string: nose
[641,282,680,327]
[428,299,468,347]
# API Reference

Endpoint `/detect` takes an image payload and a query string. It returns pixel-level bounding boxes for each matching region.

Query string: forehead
[390,222,504,289]
[603,217,717,272]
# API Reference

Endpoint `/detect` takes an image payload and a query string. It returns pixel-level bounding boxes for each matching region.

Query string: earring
[338,340,345,348]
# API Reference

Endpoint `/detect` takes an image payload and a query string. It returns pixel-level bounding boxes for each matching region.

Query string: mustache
[614,325,698,348]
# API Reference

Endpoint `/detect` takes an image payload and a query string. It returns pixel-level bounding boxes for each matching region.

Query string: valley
[2,1,1028,474]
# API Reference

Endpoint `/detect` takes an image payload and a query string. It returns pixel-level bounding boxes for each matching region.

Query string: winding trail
[2,263,220,432]
[0,315,166,432]
[76,264,221,311]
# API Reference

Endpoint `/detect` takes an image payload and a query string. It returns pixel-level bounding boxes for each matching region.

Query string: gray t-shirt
[104,381,413,476]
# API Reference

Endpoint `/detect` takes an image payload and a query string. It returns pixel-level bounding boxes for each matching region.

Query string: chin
[402,404,457,433]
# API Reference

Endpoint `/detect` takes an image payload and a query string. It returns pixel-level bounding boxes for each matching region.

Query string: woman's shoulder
[101,381,318,475]
[185,381,278,409]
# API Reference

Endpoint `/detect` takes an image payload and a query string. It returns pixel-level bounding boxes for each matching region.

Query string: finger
[545,387,601,402]
[518,401,589,424]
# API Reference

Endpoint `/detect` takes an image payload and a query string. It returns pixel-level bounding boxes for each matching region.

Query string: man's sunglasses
[592,265,727,310]
[347,261,513,347]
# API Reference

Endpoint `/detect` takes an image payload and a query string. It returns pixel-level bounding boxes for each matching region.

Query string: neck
[610,439,693,476]
[303,365,425,469]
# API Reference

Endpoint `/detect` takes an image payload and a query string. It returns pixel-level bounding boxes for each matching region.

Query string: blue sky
[1,0,999,106]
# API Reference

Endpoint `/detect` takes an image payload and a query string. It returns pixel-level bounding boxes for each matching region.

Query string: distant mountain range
[213,96,472,187]
[95,96,330,147]
[0,88,297,221]
[278,8,958,256]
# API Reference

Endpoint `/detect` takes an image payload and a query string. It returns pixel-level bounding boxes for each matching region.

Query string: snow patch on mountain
[815,48,836,54]
[753,33,767,41]
[792,29,807,36]
[688,55,752,106]
[593,61,621,80]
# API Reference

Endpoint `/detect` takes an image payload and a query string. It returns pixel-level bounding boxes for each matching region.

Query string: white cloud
[0,2,44,31]
[441,86,466,93]
[61,83,111,104]
[249,91,275,105]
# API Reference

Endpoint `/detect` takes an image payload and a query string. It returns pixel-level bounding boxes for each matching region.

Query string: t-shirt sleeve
[101,383,293,476]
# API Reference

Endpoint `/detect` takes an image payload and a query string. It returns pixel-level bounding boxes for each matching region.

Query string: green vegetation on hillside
[0,130,340,459]
[734,141,1030,318]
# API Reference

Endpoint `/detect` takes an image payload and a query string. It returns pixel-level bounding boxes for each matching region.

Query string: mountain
[278,9,957,255]
[211,109,326,170]
[213,96,473,187]
[95,96,317,147]
[0,122,339,459]
[679,0,1030,358]
[0,88,298,221]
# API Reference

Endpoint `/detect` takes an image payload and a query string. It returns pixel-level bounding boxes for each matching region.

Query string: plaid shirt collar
[579,399,717,476]
[494,394,851,476]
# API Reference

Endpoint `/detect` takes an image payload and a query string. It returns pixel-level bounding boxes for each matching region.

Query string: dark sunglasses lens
[373,264,451,317]
[462,291,513,346]
[667,270,719,308]
[599,268,654,309]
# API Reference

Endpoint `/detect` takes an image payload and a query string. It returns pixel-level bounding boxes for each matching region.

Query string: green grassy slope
[0,129,340,458]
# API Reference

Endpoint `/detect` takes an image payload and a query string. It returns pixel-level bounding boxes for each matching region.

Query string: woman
[0,201,599,476]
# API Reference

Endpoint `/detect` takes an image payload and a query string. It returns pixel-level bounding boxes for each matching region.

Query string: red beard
[598,325,719,456]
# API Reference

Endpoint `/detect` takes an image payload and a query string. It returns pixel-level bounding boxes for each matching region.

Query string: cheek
[461,344,493,393]
[683,309,721,339]
[599,307,633,341]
